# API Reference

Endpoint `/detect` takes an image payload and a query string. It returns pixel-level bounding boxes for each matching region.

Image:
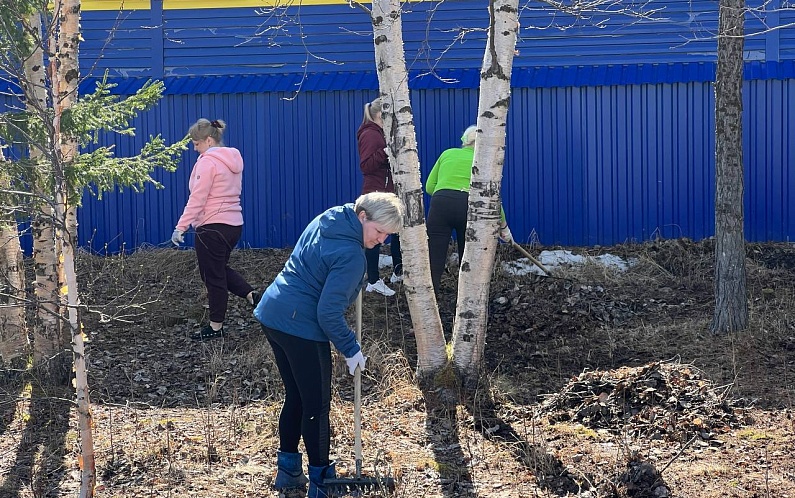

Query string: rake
[511,240,550,276]
[324,289,396,496]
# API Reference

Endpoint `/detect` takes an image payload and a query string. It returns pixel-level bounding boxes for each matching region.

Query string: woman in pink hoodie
[171,118,258,341]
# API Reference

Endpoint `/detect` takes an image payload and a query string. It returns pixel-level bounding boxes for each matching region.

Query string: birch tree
[29,6,68,374]
[711,0,747,333]
[371,0,447,377]
[0,0,61,371]
[450,0,519,385]
[0,154,28,364]
[51,0,98,494]
[0,4,34,367]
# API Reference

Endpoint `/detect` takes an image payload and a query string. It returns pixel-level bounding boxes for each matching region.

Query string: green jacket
[425,146,506,223]
[425,146,475,194]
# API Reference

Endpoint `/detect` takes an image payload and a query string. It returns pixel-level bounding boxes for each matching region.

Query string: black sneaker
[191,324,225,341]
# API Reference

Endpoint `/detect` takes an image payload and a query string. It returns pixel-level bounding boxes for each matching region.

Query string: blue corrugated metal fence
[68,76,794,252]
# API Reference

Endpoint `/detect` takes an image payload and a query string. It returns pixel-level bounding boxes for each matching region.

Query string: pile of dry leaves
[539,361,748,442]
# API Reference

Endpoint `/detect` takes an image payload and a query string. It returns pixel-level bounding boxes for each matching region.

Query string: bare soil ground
[1,238,794,497]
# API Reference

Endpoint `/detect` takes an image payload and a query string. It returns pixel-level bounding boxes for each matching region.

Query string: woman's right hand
[499,225,513,244]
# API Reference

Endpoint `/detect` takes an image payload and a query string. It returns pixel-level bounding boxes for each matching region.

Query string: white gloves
[171,229,185,246]
[345,351,367,376]
[499,225,513,243]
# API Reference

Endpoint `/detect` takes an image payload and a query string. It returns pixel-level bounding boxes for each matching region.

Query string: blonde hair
[361,99,383,126]
[354,192,404,233]
[461,125,477,147]
[189,118,226,145]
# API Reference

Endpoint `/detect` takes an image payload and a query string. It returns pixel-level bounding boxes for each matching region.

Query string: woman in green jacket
[425,125,512,293]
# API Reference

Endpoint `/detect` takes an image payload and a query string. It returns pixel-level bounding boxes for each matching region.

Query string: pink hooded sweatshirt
[175,147,245,231]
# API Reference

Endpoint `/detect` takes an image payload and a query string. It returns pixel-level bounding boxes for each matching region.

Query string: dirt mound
[748,242,795,270]
[538,361,748,442]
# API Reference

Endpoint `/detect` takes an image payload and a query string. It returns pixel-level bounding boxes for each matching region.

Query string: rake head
[323,475,396,496]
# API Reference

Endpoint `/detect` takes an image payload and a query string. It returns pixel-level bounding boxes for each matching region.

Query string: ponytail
[361,99,383,125]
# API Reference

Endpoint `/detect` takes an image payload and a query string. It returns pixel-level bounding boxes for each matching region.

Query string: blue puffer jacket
[254,204,365,358]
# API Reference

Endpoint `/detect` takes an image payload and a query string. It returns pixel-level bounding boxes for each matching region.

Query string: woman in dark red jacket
[357,99,403,296]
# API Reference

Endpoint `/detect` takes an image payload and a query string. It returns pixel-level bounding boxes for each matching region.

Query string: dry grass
[1,240,793,497]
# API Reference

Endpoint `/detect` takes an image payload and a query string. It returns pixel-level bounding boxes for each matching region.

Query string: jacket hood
[203,147,244,174]
[318,204,363,247]
[357,120,383,140]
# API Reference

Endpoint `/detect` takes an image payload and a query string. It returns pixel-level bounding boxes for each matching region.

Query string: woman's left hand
[171,229,185,246]
[345,351,367,375]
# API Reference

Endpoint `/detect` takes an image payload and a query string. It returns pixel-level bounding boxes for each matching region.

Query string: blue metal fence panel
[781,5,795,60]
[745,78,795,242]
[67,78,794,252]
[78,0,778,81]
[64,60,795,100]
[81,9,155,78]
[4,81,794,252]
[5,0,795,253]
[74,88,366,252]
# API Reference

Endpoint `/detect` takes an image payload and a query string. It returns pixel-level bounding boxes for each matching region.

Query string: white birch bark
[0,155,28,363]
[371,0,447,375]
[57,0,80,245]
[451,0,519,383]
[54,0,96,495]
[25,10,63,366]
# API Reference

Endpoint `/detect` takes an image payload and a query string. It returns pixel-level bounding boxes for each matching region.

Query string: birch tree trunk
[0,156,28,364]
[371,0,447,376]
[0,223,26,363]
[0,0,30,355]
[451,0,519,385]
[25,10,64,369]
[57,0,80,248]
[54,0,96,495]
[711,0,747,334]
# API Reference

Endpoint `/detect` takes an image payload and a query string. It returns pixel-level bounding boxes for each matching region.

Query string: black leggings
[263,326,332,467]
[195,223,253,323]
[426,190,469,292]
[365,234,402,284]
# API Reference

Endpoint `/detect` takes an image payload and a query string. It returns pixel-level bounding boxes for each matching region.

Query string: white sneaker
[366,278,395,296]
[389,272,403,284]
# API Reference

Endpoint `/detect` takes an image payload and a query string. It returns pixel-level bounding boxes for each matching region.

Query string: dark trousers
[426,190,469,293]
[195,223,253,323]
[263,326,332,468]
[365,234,402,284]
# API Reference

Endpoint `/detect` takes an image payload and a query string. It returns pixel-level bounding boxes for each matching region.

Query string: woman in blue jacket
[253,192,404,498]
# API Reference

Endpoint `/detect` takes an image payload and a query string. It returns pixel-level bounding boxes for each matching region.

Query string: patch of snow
[539,249,586,266]
[502,258,547,276]
[501,249,637,276]
[378,254,393,269]
[592,253,638,271]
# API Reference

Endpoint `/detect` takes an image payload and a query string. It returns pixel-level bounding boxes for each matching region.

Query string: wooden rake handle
[354,288,363,478]
[511,241,550,276]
